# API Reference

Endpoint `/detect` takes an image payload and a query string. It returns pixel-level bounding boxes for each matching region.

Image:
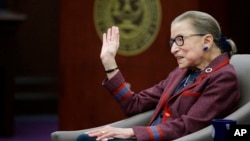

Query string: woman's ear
[202,34,213,51]
[204,34,213,45]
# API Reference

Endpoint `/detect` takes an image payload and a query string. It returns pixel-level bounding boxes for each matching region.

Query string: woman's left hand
[86,125,135,141]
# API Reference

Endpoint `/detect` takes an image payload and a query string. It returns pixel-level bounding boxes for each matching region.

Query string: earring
[203,46,208,51]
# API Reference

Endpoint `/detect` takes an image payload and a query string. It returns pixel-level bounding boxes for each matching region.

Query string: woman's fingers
[111,26,118,41]
[103,26,119,42]
[100,26,119,62]
[102,33,107,44]
[107,28,112,41]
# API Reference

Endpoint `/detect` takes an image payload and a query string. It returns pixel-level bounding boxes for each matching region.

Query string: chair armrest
[109,109,154,127]
[174,101,250,141]
[225,101,250,124]
[51,110,154,141]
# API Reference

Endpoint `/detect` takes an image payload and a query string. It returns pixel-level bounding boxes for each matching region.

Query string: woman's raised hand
[100,26,120,71]
[100,26,120,62]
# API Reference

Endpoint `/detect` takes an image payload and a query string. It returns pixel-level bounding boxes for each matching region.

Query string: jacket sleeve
[102,71,168,116]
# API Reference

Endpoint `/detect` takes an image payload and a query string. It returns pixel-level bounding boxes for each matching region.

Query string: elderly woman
[77,10,240,141]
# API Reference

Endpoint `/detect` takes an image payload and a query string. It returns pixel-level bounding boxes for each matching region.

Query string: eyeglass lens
[169,36,184,47]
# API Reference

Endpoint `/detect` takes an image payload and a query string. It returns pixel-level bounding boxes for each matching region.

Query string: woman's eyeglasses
[169,34,206,47]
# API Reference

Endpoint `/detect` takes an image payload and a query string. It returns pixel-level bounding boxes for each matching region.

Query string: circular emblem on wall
[94,0,162,56]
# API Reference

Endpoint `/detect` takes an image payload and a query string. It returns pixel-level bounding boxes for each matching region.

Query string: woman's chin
[178,64,187,69]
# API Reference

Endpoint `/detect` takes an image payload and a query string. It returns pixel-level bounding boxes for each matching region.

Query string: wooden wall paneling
[5,0,60,115]
[59,0,122,130]
[227,1,250,54]
[0,10,26,136]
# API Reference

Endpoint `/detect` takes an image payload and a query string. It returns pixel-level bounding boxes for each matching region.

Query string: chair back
[230,54,250,106]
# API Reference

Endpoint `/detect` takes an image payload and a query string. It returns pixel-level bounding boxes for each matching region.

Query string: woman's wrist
[102,58,117,70]
[101,57,119,78]
[125,128,136,139]
[105,67,119,73]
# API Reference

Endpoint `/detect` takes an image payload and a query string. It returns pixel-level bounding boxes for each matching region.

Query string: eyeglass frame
[169,34,206,47]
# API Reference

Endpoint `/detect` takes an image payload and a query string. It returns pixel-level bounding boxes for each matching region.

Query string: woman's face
[170,21,207,70]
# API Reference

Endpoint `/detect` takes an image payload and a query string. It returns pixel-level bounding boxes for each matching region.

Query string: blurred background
[0,0,249,141]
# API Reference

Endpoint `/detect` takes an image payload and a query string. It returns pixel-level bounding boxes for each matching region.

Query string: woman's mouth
[176,56,184,62]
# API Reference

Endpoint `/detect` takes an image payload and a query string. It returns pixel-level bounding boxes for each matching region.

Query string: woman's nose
[170,44,179,54]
